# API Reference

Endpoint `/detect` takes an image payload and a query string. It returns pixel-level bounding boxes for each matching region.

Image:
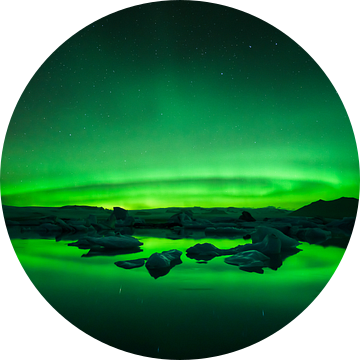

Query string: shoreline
[3,200,356,250]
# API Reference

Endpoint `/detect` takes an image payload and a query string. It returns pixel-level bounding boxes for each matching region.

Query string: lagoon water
[12,234,344,359]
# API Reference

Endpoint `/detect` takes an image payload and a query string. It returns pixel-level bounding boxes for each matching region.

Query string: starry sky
[1,0,359,210]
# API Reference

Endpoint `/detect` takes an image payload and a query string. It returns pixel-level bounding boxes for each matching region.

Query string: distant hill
[2,204,112,221]
[290,197,359,219]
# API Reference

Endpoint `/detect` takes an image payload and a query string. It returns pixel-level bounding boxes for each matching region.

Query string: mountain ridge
[290,197,358,219]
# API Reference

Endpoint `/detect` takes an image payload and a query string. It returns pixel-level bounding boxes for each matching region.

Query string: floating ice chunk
[115,258,145,269]
[145,249,182,269]
[37,223,62,234]
[327,217,356,235]
[224,250,270,268]
[204,226,249,238]
[239,211,256,222]
[295,227,332,244]
[251,226,300,249]
[83,235,143,249]
[260,233,282,255]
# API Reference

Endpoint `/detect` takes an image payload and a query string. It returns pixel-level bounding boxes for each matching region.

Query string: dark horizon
[2,195,358,215]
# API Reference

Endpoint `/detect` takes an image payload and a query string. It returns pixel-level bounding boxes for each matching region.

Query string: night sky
[1,0,358,210]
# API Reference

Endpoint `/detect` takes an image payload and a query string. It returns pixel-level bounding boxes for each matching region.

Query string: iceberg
[83,235,143,249]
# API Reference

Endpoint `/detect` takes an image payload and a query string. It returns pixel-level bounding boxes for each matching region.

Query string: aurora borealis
[1,1,359,210]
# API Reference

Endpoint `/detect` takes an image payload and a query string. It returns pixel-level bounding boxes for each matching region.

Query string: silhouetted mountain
[290,197,358,219]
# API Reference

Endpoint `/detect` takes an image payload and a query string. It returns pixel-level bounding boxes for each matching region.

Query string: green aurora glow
[1,1,359,209]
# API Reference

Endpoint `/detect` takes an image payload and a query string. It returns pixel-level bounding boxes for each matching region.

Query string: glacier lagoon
[11,233,344,359]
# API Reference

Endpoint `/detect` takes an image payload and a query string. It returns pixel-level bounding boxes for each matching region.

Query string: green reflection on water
[12,237,344,359]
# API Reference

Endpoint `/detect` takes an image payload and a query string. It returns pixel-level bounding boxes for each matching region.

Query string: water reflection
[10,235,346,359]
